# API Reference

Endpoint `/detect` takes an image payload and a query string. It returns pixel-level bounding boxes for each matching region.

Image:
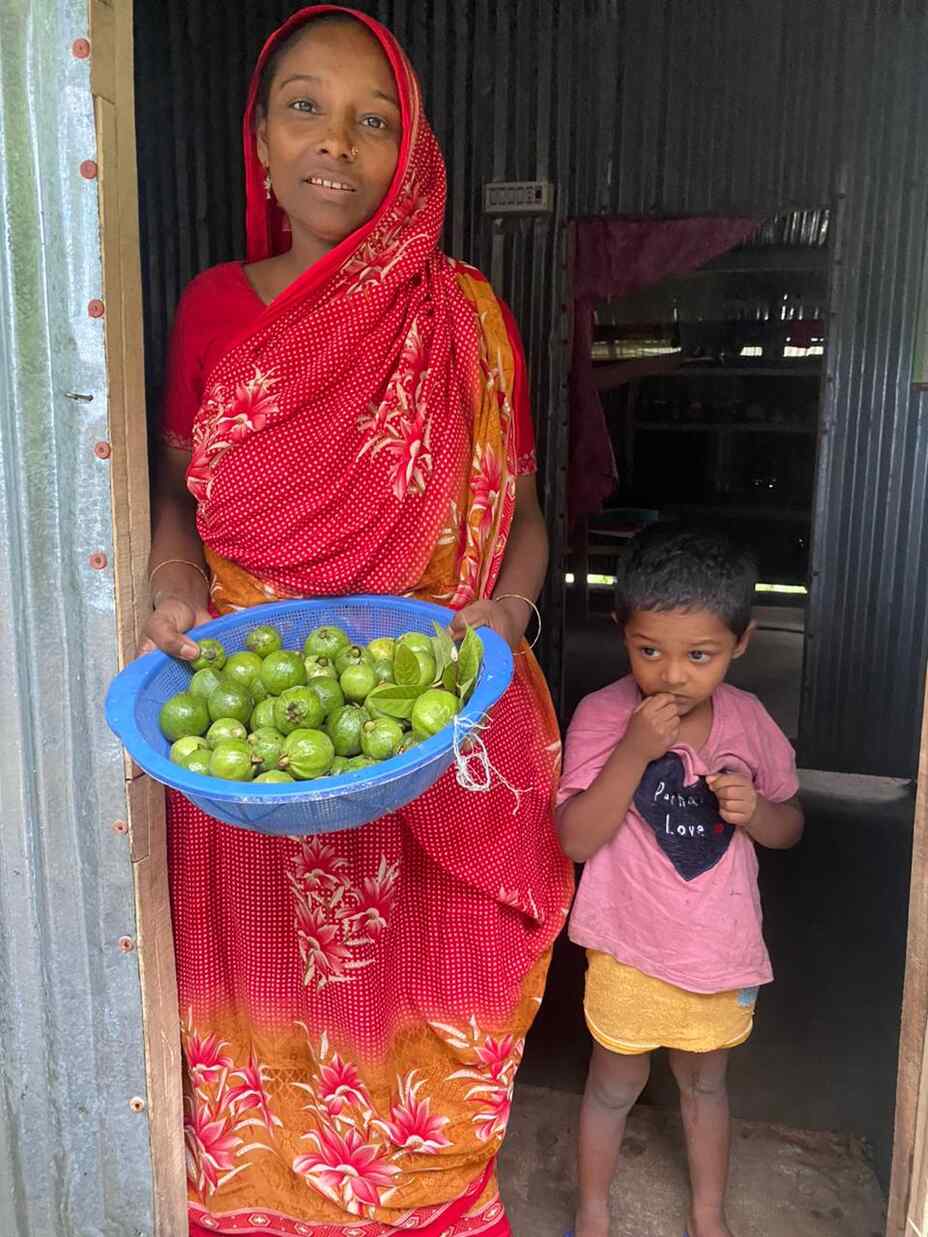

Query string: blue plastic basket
[105,596,513,837]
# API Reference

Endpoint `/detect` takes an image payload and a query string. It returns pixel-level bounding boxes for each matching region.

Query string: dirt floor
[499,1084,886,1237]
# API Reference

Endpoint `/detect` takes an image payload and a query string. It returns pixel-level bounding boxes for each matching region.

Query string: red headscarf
[188,5,521,605]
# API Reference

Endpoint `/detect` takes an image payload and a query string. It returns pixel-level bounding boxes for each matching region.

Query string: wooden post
[89,2,187,1233]
[887,665,928,1235]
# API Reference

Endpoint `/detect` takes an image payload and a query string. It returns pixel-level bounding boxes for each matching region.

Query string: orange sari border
[188,1157,503,1236]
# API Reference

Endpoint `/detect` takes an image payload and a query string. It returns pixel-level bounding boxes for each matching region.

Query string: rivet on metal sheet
[112,819,129,835]
[89,552,108,570]
[80,160,98,180]
[128,1096,146,1113]
[94,441,112,460]
[117,936,136,953]
[71,37,91,59]
[88,299,105,318]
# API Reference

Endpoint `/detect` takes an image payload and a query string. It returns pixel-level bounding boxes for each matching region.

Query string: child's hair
[615,522,757,637]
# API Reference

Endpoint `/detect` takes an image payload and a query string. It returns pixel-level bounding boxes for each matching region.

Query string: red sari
[162,8,572,1235]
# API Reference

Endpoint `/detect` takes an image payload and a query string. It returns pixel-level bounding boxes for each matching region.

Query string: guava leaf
[456,625,484,703]
[393,643,423,688]
[364,682,425,720]
[442,663,459,694]
[431,622,456,684]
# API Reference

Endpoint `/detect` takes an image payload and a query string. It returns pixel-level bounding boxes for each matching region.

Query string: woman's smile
[303,173,357,193]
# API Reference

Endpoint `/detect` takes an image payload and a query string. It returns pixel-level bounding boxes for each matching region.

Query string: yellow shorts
[584,950,758,1055]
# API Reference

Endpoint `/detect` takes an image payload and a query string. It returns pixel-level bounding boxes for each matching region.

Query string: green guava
[281,728,335,780]
[260,650,306,695]
[371,659,395,685]
[304,625,351,660]
[274,685,326,734]
[189,667,224,701]
[160,691,210,741]
[340,661,378,704]
[410,647,437,688]
[222,651,264,693]
[325,704,371,757]
[190,638,226,672]
[250,698,278,731]
[411,689,460,738]
[346,755,376,772]
[360,718,405,761]
[248,726,286,773]
[206,681,253,725]
[245,624,283,658]
[396,733,423,756]
[181,747,213,776]
[169,735,209,764]
[304,654,339,681]
[208,740,255,781]
[366,637,396,662]
[206,717,248,748]
[249,675,270,705]
[334,645,373,676]
[306,676,344,718]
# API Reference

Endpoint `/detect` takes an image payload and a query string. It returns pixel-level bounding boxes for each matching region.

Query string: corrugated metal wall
[135,0,928,777]
[804,8,928,779]
[0,1,154,1234]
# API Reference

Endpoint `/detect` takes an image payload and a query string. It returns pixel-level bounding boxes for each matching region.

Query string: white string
[452,713,527,814]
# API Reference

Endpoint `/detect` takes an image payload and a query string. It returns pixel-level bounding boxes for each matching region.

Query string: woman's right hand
[138,595,213,661]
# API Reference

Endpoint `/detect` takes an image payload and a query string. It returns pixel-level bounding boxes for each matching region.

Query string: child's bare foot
[687,1209,733,1237]
[575,1200,611,1237]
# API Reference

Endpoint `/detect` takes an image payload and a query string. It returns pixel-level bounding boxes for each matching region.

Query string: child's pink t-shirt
[559,677,799,994]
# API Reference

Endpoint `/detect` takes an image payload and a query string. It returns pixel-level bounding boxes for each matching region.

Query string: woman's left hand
[451,597,528,652]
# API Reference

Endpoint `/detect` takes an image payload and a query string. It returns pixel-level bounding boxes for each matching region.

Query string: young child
[558,524,803,1237]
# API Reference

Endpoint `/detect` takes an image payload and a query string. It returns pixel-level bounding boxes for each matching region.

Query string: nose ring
[349,145,359,160]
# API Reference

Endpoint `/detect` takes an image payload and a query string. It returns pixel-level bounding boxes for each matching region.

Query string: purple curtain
[568,216,759,521]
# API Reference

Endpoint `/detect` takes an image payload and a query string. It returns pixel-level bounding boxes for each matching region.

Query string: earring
[263,171,273,200]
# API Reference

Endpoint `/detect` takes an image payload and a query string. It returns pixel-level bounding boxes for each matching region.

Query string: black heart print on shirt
[633,752,734,881]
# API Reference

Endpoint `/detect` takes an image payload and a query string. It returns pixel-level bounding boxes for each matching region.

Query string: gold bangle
[148,558,210,596]
[494,592,542,652]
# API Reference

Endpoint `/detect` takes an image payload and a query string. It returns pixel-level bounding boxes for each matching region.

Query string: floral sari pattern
[288,840,399,991]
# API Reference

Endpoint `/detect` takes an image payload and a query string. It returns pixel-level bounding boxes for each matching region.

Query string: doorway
[92,1,928,1232]
[524,208,913,1230]
[565,210,828,736]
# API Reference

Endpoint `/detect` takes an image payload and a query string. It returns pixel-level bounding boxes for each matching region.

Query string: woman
[141,7,572,1235]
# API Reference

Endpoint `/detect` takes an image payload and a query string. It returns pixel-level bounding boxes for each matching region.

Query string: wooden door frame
[90,1,187,1233]
[887,667,928,1235]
